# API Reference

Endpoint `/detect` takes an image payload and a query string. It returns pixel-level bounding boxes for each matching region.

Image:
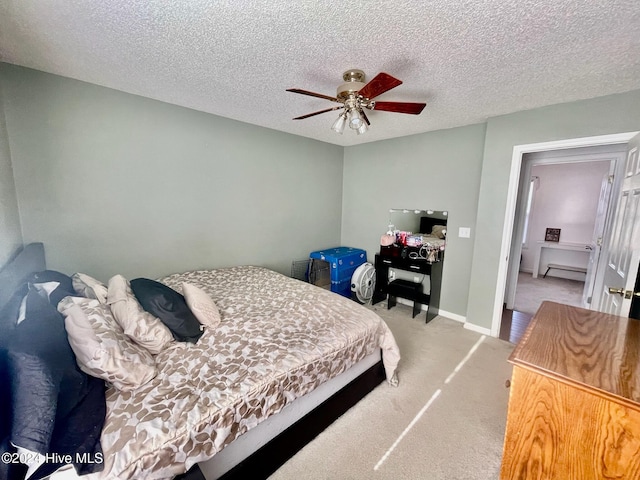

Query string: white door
[582,171,613,307]
[599,134,640,316]
[504,164,535,310]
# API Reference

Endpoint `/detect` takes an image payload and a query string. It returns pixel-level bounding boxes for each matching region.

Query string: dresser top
[510,301,640,407]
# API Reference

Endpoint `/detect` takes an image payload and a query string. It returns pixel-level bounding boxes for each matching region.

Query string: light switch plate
[459,227,471,238]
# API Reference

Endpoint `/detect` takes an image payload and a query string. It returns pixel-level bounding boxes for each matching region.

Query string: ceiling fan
[286,69,426,135]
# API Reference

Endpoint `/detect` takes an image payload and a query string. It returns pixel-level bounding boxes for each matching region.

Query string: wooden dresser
[500,301,640,479]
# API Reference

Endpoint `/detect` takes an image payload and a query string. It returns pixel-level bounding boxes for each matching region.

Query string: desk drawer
[379,258,430,274]
[406,263,429,273]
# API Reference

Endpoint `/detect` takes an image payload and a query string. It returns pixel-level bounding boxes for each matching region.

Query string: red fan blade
[357,72,403,100]
[293,105,344,120]
[373,101,426,115]
[286,88,341,103]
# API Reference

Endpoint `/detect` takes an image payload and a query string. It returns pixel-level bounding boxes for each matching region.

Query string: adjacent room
[499,145,628,342]
[1,1,640,479]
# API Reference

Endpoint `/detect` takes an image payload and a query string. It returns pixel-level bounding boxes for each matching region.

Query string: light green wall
[0,81,22,266]
[467,90,640,330]
[1,64,344,281]
[341,124,486,318]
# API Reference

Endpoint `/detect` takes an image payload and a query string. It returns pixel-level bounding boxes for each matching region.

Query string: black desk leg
[426,305,437,323]
[387,295,397,310]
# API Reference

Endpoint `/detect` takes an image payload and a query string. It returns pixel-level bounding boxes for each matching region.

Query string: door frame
[490,131,640,338]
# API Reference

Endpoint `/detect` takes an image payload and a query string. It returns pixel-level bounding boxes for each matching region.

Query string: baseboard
[395,299,466,324]
[382,297,491,336]
[463,322,492,336]
[436,309,465,323]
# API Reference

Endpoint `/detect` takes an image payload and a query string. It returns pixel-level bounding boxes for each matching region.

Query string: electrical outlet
[459,227,471,238]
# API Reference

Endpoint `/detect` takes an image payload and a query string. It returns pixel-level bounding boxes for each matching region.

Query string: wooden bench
[543,263,587,278]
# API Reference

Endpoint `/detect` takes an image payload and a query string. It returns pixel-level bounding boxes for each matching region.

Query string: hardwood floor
[499,308,533,344]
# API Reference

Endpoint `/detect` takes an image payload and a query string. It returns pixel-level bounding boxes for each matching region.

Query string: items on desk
[405,234,423,247]
[380,233,395,246]
[545,227,561,242]
[379,227,446,264]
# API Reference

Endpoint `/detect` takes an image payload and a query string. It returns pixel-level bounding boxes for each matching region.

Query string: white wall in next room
[521,160,610,274]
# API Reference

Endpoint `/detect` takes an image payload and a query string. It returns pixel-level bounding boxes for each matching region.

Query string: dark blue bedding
[0,272,106,479]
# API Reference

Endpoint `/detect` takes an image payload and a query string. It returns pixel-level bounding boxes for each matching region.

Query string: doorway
[505,146,625,318]
[490,132,640,339]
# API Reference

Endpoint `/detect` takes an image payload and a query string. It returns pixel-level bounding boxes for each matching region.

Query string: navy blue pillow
[130,278,203,343]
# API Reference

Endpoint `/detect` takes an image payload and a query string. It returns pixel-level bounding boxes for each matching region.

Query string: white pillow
[182,282,221,329]
[58,296,157,391]
[72,273,108,303]
[31,281,61,300]
[107,274,174,354]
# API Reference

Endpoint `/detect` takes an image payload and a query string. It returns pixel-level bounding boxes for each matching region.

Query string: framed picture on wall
[545,228,561,242]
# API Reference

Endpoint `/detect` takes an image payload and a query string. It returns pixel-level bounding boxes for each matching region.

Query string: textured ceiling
[1,0,639,147]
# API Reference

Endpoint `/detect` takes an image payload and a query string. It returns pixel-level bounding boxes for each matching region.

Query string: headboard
[419,215,448,234]
[0,242,45,313]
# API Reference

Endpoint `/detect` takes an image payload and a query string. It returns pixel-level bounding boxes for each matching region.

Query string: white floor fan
[351,263,376,304]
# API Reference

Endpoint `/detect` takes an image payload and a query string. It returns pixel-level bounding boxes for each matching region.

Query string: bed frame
[0,243,386,480]
[210,354,383,479]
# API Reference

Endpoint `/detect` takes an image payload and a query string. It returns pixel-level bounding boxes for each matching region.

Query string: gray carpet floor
[269,303,515,480]
[514,272,584,315]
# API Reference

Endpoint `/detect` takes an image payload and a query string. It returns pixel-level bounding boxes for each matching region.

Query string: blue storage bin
[332,279,354,298]
[309,247,367,297]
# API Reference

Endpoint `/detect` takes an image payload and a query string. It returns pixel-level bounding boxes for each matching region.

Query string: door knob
[608,287,640,299]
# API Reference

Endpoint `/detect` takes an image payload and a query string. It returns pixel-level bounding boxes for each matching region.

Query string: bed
[0,243,400,480]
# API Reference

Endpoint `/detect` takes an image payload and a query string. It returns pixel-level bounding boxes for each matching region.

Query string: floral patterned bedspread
[85,266,400,480]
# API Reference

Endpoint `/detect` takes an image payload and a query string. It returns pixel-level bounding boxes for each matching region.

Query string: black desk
[372,253,443,323]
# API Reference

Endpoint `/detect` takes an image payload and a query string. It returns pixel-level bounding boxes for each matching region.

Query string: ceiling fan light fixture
[348,108,364,130]
[287,69,426,137]
[331,112,347,134]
